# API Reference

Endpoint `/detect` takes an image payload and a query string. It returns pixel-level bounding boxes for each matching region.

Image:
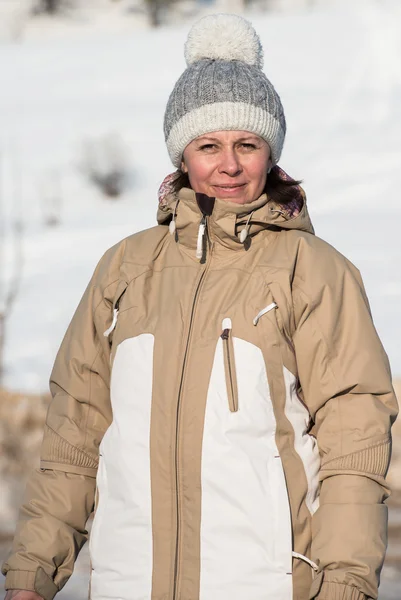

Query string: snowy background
[0,0,400,597]
[0,0,400,392]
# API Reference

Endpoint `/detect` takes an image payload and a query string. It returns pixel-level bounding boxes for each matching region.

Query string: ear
[181,159,188,174]
[267,158,273,174]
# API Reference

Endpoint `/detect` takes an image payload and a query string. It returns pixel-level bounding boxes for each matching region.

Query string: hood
[157,168,314,254]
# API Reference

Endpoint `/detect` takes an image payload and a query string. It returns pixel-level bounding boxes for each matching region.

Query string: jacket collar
[157,186,314,256]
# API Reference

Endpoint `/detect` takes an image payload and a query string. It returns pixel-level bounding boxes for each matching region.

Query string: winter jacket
[2,186,398,600]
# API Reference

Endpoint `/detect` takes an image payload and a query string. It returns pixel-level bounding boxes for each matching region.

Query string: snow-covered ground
[0,0,400,392]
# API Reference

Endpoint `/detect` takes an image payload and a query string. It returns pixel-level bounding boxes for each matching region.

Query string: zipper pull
[220,317,238,413]
[253,302,278,326]
[103,308,119,337]
[103,294,124,337]
[104,287,127,338]
[221,317,232,339]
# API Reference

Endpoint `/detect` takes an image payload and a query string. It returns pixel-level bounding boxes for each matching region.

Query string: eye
[198,144,217,152]
[240,143,257,150]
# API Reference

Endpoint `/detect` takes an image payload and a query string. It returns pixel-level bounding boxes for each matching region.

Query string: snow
[0,0,400,392]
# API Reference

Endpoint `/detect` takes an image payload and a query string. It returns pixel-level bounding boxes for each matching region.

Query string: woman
[2,13,398,600]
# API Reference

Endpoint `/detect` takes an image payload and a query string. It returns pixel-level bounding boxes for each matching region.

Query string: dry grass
[0,388,49,477]
[0,389,50,533]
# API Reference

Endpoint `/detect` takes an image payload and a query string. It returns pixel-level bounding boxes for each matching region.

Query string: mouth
[212,183,246,194]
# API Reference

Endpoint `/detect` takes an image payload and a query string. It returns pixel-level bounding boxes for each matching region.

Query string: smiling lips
[212,183,246,192]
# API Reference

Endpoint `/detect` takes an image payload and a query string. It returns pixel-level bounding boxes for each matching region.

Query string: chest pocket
[220,318,239,413]
[252,280,297,370]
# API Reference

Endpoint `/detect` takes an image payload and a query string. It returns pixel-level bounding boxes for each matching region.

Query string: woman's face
[182,131,272,205]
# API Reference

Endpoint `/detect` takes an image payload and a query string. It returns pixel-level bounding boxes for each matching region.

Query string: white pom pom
[184,14,263,69]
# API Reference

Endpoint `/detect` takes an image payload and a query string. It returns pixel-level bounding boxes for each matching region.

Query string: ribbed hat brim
[166,102,285,167]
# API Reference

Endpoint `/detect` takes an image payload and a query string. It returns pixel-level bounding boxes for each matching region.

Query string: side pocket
[267,454,293,574]
[89,454,108,571]
[220,318,239,413]
[89,482,99,589]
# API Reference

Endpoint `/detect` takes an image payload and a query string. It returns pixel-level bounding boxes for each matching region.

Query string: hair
[170,166,302,207]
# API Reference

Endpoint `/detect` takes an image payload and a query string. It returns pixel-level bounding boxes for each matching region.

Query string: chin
[208,188,250,204]
[225,196,249,205]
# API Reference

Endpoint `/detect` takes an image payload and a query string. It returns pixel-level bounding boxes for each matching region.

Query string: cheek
[248,164,267,187]
[187,159,215,189]
[246,159,269,187]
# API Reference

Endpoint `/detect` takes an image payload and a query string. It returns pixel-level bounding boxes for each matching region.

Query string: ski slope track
[0,0,400,392]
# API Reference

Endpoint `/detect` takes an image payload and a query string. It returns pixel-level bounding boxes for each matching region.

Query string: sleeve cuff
[312,580,368,600]
[5,568,59,600]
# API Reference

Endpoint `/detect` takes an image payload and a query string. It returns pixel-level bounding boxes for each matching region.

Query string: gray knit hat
[164,13,286,167]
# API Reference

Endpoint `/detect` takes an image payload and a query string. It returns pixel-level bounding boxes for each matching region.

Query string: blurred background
[0,0,400,597]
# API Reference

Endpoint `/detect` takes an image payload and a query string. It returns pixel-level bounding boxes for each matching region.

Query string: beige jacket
[2,187,398,600]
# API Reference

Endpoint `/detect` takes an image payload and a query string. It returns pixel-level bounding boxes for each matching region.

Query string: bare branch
[5,219,24,312]
[144,0,176,27]
[0,148,25,385]
[0,151,6,384]
[32,0,74,16]
[40,169,63,227]
[5,149,24,312]
[81,133,129,198]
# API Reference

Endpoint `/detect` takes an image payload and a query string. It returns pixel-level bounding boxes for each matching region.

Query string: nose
[218,148,242,177]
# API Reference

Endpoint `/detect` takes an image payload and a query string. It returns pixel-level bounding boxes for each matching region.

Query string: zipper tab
[221,317,232,340]
[103,308,119,337]
[221,318,239,413]
[103,287,127,338]
[253,302,278,326]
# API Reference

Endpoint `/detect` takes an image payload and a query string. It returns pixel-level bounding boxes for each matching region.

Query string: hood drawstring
[269,206,287,218]
[167,199,207,262]
[169,200,179,235]
[238,210,255,244]
[196,216,207,260]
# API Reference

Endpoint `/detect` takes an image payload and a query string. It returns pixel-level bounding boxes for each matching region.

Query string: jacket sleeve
[1,247,122,600]
[291,238,398,600]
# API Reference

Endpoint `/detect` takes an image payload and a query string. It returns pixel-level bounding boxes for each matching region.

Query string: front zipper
[172,225,214,600]
[221,318,239,413]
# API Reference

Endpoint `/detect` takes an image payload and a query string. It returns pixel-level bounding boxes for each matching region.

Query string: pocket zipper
[221,318,239,413]
[103,308,119,337]
[253,302,277,326]
[103,289,126,338]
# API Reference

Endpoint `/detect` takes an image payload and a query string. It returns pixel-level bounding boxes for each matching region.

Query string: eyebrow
[196,136,220,143]
[236,136,260,143]
[196,135,260,143]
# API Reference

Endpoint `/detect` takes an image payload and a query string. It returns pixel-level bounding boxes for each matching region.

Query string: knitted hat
[164,13,286,168]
